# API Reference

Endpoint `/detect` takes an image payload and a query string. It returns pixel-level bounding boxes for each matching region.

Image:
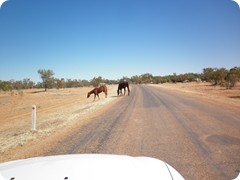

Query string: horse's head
[87,92,90,98]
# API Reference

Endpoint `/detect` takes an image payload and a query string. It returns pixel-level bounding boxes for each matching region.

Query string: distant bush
[202,67,240,88]
[1,66,239,91]
[225,67,240,88]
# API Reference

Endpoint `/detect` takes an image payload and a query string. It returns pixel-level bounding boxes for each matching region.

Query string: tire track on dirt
[55,86,138,154]
[2,85,239,179]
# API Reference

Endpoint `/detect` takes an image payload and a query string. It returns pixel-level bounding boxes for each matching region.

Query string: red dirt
[0,82,239,163]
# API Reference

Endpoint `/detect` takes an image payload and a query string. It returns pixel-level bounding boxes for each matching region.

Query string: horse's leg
[124,87,126,95]
[97,93,100,100]
[127,84,130,96]
[105,88,107,98]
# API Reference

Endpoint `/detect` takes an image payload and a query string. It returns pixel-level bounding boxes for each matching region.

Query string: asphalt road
[50,85,240,180]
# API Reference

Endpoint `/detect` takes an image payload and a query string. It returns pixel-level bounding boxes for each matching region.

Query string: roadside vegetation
[0,67,240,91]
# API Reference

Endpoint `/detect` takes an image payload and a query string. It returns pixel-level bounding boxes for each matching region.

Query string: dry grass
[0,85,119,154]
[1,82,240,162]
[159,82,240,99]
[150,82,240,111]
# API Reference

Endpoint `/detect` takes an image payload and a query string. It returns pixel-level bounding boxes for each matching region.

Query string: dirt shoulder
[0,85,121,162]
[150,82,240,111]
[1,82,239,163]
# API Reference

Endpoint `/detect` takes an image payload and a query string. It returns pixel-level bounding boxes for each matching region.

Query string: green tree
[131,75,141,84]
[212,68,228,85]
[203,68,214,82]
[0,81,13,91]
[140,73,153,84]
[22,78,35,89]
[38,69,55,91]
[55,78,65,89]
[90,76,104,87]
[226,67,240,88]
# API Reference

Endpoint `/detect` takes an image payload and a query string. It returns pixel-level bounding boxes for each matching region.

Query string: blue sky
[0,0,240,82]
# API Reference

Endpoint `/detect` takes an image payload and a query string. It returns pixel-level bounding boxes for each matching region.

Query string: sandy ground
[155,82,240,111]
[159,82,240,99]
[0,85,119,162]
[0,82,239,163]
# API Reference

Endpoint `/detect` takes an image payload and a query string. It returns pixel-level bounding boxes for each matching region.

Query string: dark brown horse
[87,85,108,101]
[117,81,130,96]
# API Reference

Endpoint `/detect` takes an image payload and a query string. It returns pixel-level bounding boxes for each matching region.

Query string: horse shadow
[229,96,240,99]
[110,95,119,98]
[31,90,46,94]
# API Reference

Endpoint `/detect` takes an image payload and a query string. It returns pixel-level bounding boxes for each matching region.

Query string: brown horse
[87,85,108,101]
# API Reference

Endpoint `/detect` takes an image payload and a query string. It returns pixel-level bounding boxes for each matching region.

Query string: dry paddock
[0,82,239,163]
[0,85,119,157]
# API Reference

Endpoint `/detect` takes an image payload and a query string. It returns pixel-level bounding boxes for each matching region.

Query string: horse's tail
[104,85,108,98]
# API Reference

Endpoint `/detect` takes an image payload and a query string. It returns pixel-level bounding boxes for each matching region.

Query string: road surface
[46,85,240,180]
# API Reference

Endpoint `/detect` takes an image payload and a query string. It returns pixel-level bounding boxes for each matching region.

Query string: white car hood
[0,154,184,180]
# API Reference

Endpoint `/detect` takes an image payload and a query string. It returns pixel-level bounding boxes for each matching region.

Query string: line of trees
[202,67,240,88]
[0,67,239,91]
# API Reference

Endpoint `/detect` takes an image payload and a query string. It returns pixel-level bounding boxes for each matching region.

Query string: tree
[203,68,214,82]
[55,78,65,89]
[22,78,35,89]
[0,80,13,91]
[226,67,240,88]
[131,75,141,84]
[140,73,153,84]
[202,67,228,85]
[38,69,55,91]
[212,68,228,85]
[90,76,104,87]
